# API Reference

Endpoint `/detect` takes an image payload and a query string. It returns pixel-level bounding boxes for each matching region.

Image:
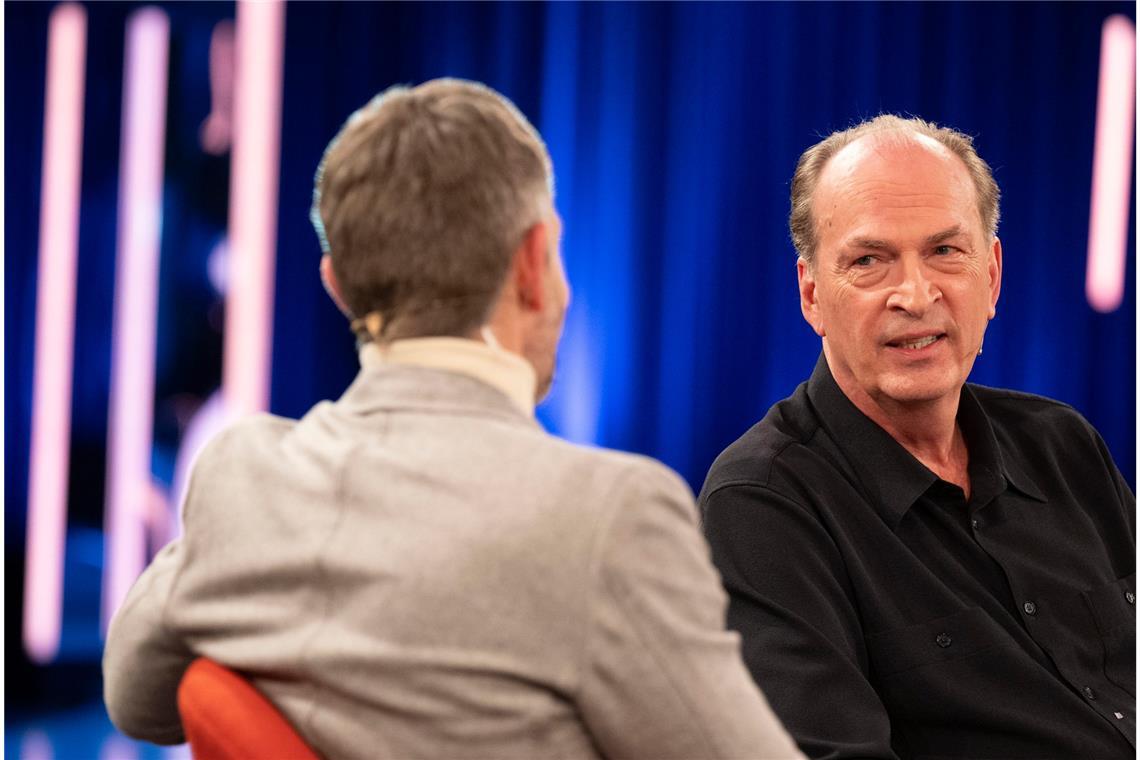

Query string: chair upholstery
[177,657,320,760]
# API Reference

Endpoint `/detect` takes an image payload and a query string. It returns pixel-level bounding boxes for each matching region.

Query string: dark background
[5,0,1135,734]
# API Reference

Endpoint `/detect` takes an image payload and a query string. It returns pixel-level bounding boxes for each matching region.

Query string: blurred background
[5,1,1135,756]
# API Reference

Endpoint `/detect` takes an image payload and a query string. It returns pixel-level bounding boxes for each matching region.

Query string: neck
[831,366,971,496]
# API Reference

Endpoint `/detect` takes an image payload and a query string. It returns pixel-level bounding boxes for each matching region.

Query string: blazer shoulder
[188,413,297,478]
[546,434,695,502]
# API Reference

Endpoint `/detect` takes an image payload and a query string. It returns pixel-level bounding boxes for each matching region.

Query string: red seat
[177,657,321,760]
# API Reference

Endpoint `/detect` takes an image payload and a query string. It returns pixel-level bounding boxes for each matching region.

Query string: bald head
[789,115,1000,267]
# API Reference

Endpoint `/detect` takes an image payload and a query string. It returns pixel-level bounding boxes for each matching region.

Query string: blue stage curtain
[272,1,1138,489]
[6,1,1135,546]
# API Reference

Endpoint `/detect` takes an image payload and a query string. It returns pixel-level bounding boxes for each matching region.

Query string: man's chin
[878,375,961,407]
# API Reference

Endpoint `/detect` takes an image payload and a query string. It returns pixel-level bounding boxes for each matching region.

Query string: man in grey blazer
[103,79,802,759]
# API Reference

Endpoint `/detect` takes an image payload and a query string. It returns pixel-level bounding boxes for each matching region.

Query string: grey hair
[311,78,554,340]
[789,114,1000,265]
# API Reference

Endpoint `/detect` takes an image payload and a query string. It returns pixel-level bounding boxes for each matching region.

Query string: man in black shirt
[700,116,1135,759]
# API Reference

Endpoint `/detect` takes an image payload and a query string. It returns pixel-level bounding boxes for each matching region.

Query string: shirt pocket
[865,606,1010,681]
[864,607,1019,756]
[1082,572,1135,696]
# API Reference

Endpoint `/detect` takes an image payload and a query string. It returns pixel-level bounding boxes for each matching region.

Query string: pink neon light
[223,0,286,417]
[1086,15,1136,314]
[24,2,87,665]
[102,7,171,633]
[200,20,235,156]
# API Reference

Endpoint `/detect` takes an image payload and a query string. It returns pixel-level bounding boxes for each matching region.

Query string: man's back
[105,358,801,759]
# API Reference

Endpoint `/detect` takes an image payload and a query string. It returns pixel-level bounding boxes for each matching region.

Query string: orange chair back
[177,657,321,760]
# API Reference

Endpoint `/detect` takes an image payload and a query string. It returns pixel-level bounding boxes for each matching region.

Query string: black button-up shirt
[700,356,1135,759]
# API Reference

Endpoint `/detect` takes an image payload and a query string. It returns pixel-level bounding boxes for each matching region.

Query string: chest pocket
[865,606,1010,680]
[1082,572,1136,696]
[864,606,1019,755]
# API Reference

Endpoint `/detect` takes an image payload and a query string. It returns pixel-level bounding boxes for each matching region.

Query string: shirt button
[1126,592,1135,605]
[1083,686,1097,701]
[1114,712,1125,720]
[970,518,980,530]
[1022,601,1037,617]
[935,633,952,648]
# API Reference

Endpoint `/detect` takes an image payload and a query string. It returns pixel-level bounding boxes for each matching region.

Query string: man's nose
[886,257,941,316]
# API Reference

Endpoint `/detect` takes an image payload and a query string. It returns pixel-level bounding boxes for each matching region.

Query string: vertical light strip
[102,7,171,633]
[23,2,87,665]
[223,0,286,417]
[1086,15,1136,313]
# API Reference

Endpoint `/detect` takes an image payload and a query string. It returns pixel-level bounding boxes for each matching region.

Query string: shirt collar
[805,354,1045,531]
[359,337,537,417]
[806,354,936,530]
[959,384,1048,505]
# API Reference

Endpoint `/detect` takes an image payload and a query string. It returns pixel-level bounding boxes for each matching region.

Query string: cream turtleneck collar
[359,336,537,417]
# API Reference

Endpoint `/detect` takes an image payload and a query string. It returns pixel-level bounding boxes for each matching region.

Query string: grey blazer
[104,363,802,759]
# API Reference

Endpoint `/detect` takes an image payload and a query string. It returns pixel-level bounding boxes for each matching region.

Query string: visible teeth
[899,335,938,350]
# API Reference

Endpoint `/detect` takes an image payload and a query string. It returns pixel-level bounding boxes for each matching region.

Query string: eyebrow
[847,237,892,250]
[925,225,966,245]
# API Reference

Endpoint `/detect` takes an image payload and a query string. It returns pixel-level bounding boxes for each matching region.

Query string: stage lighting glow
[223,0,286,417]
[200,20,235,156]
[24,2,87,665]
[1086,15,1135,314]
[102,6,171,634]
[19,731,53,760]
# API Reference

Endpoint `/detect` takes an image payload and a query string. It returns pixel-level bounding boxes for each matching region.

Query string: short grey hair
[311,78,553,340]
[789,114,1000,265]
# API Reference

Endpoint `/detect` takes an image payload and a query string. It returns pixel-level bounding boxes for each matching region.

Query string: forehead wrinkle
[841,171,967,200]
[841,213,972,248]
[826,178,977,228]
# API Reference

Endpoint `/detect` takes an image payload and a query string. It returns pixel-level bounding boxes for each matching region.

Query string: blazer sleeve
[576,463,805,760]
[701,482,898,760]
[102,533,195,745]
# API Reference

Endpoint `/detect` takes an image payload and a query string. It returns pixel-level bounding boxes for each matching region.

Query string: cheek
[821,285,875,329]
[825,278,857,309]
[954,279,995,319]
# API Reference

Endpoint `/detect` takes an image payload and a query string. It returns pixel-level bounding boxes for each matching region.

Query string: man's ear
[320,254,353,318]
[987,237,1002,320]
[512,221,549,312]
[797,257,825,337]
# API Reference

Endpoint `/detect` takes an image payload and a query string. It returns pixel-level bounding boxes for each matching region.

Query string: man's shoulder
[197,402,688,497]
[193,412,299,467]
[969,382,1079,414]
[703,381,820,495]
[968,383,1098,440]
[539,435,695,503]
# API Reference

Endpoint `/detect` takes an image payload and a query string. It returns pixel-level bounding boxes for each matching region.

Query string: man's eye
[853,255,875,266]
[934,245,955,255]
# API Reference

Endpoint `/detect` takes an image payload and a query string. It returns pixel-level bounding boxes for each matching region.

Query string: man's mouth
[887,334,944,350]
